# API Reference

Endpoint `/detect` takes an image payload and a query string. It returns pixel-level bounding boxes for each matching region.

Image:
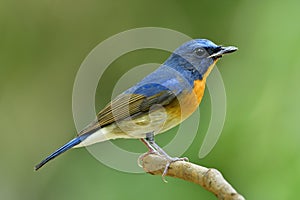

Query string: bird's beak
[208,46,238,58]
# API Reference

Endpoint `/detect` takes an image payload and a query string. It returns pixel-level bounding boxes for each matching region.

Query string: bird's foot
[137,149,158,168]
[139,135,189,182]
[161,156,189,183]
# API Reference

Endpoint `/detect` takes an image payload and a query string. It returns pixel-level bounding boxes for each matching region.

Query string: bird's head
[165,39,237,80]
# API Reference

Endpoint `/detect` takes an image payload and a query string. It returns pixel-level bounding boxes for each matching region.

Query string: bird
[34,39,237,173]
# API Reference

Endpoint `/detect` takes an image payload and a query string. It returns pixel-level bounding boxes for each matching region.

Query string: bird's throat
[202,59,218,80]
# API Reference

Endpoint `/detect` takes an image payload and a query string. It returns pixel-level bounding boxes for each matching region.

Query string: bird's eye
[194,48,207,57]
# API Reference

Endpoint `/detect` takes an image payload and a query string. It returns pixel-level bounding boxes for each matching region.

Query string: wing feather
[78,89,177,136]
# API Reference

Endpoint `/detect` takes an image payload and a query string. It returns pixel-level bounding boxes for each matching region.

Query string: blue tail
[34,133,90,171]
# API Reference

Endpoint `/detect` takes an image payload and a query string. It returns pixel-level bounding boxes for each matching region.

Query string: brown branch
[140,154,245,200]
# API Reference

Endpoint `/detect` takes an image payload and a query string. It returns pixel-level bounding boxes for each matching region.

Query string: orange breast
[181,79,206,118]
[167,79,206,121]
[155,79,206,133]
[192,79,206,103]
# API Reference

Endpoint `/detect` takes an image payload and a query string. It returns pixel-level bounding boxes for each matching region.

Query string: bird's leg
[138,133,158,167]
[140,137,156,153]
[140,132,188,182]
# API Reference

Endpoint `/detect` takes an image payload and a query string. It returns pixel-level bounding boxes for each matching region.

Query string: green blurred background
[1,0,299,199]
